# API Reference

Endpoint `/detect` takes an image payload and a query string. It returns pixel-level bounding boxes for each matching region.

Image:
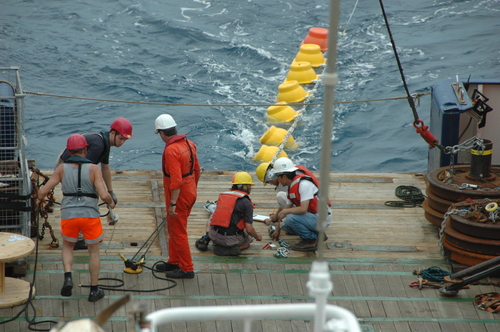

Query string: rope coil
[384,185,426,207]
[413,266,451,282]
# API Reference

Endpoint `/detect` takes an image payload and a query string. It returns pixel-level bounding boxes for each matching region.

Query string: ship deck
[3,169,500,331]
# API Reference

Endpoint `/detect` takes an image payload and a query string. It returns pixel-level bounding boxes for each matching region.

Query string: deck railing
[144,262,361,332]
[144,303,361,332]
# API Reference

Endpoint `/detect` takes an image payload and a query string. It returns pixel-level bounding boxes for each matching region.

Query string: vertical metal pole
[311,1,341,332]
[316,0,340,260]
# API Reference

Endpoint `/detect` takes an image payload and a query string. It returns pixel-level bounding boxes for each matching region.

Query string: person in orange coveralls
[155,114,201,279]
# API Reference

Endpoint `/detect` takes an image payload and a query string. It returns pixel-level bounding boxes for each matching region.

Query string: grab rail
[145,303,361,332]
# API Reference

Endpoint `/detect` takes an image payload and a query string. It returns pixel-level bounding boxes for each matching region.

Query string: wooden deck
[2,170,500,331]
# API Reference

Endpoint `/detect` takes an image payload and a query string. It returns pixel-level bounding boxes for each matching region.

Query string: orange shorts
[61,217,104,245]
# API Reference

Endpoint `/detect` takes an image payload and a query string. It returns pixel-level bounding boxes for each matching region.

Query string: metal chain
[438,209,467,261]
[467,172,500,191]
[31,167,60,247]
[441,136,484,183]
[489,209,500,223]
[440,136,500,190]
[38,204,59,248]
[278,239,291,248]
[274,247,290,258]
[441,136,484,156]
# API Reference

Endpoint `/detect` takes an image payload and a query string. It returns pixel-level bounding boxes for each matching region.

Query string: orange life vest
[287,174,319,214]
[210,190,251,231]
[296,165,332,206]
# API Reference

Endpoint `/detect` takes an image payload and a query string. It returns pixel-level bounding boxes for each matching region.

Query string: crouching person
[209,172,262,256]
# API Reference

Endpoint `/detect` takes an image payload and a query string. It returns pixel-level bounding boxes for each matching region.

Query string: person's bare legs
[62,239,74,272]
[87,243,100,285]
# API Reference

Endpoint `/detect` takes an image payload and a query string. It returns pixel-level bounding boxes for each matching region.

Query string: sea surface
[1,0,500,173]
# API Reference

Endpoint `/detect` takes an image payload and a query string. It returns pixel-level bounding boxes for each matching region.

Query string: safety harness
[162,136,195,179]
[62,156,98,199]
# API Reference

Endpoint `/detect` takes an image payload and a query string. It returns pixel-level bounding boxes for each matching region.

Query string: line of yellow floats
[253,27,329,173]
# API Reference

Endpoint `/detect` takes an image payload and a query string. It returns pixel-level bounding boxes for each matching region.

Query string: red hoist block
[413,119,438,148]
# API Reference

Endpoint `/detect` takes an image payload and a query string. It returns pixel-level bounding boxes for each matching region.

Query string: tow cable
[79,260,178,294]
[379,0,441,150]
[112,217,167,274]
[39,196,168,275]
[82,217,179,292]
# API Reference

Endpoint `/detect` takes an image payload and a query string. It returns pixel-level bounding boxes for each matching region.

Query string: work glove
[108,190,118,205]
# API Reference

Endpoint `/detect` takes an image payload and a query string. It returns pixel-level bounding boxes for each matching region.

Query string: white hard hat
[155,114,177,133]
[273,157,297,174]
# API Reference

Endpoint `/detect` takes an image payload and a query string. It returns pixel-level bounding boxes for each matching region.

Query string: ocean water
[1,0,500,173]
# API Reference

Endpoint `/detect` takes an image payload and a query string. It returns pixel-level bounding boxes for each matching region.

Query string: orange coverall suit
[162,134,200,272]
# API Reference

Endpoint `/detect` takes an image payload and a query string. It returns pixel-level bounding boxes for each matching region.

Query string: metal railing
[0,67,31,237]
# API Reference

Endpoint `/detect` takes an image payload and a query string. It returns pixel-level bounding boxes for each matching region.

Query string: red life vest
[296,165,332,206]
[210,190,251,231]
[287,174,319,214]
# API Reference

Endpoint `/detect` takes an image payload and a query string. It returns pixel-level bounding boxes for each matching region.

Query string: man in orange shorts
[37,134,115,302]
[55,117,133,250]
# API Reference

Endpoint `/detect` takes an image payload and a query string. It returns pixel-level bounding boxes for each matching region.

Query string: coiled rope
[413,266,451,282]
[384,185,426,207]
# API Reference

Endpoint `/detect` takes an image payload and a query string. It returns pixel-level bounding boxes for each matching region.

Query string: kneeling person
[209,172,262,256]
[271,158,332,252]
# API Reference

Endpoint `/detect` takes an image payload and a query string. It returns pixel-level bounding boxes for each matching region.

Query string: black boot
[195,234,210,251]
[60,276,73,297]
[73,239,87,250]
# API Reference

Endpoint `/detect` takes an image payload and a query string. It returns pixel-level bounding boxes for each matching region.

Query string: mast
[316,0,340,260]
[308,1,342,332]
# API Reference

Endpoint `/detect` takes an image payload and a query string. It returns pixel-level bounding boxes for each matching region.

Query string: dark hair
[68,147,85,155]
[159,127,177,137]
[281,171,296,180]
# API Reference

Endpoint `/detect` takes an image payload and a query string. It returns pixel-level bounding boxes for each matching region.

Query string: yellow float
[285,61,319,84]
[294,44,326,68]
[259,125,299,149]
[266,102,298,123]
[253,145,288,163]
[276,80,309,103]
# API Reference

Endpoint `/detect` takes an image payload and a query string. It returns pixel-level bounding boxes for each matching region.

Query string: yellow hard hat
[256,162,272,184]
[232,172,255,185]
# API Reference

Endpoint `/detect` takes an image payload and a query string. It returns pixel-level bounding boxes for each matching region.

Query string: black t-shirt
[226,197,253,233]
[60,131,111,165]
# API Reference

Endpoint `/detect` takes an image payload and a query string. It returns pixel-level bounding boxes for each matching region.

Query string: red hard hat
[110,118,133,139]
[67,134,88,150]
